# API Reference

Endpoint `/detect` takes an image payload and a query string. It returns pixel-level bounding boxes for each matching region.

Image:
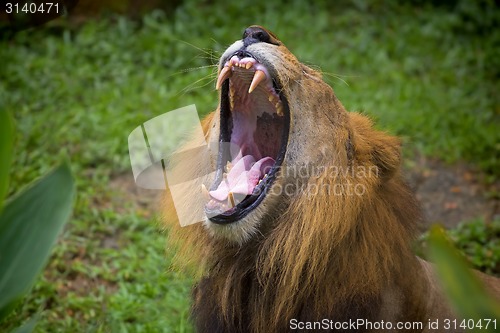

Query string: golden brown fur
[163,26,500,332]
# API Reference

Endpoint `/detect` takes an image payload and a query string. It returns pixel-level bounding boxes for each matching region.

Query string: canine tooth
[228,192,236,208]
[248,70,266,94]
[216,66,232,90]
[201,184,210,200]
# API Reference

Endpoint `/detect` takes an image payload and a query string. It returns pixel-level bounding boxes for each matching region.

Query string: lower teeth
[277,103,284,116]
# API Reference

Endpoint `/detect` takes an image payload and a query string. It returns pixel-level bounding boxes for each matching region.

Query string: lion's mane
[163,109,430,332]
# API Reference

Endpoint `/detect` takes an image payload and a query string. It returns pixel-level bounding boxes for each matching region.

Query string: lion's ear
[370,132,401,180]
[349,113,401,180]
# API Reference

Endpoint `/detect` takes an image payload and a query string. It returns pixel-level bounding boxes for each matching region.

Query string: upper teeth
[215,55,284,117]
[216,56,268,94]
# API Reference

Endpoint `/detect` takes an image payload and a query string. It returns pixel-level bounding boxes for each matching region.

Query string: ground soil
[403,154,499,231]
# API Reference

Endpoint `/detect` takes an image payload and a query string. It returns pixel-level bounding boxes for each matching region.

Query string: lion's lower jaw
[203,216,261,244]
[203,190,282,244]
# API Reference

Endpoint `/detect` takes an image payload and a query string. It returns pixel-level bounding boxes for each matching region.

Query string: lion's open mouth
[205,52,290,224]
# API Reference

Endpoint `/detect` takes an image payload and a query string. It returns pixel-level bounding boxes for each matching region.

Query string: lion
[163,26,500,332]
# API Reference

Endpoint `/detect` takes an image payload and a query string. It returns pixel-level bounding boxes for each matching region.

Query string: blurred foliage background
[0,0,499,331]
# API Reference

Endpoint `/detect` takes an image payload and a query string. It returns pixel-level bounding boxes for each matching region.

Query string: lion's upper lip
[205,51,289,224]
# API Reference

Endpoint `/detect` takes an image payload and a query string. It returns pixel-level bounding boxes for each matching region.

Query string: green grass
[418,218,500,277]
[0,0,498,331]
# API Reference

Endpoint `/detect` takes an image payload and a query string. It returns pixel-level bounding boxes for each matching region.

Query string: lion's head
[200,26,407,244]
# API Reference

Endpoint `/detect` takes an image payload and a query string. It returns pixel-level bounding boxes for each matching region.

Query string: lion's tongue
[209,155,274,202]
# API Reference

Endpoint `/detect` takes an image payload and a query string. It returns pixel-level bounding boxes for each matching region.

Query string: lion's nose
[242,26,272,46]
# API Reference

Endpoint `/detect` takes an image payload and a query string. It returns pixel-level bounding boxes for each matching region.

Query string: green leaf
[0,164,75,319]
[10,317,37,333]
[0,111,14,210]
[428,225,500,329]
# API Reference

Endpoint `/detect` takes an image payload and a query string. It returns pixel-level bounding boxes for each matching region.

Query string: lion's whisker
[322,72,354,87]
[177,39,218,59]
[167,64,218,78]
[176,72,217,96]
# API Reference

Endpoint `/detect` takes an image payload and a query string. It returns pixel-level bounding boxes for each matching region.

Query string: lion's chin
[204,51,290,226]
[203,213,261,244]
